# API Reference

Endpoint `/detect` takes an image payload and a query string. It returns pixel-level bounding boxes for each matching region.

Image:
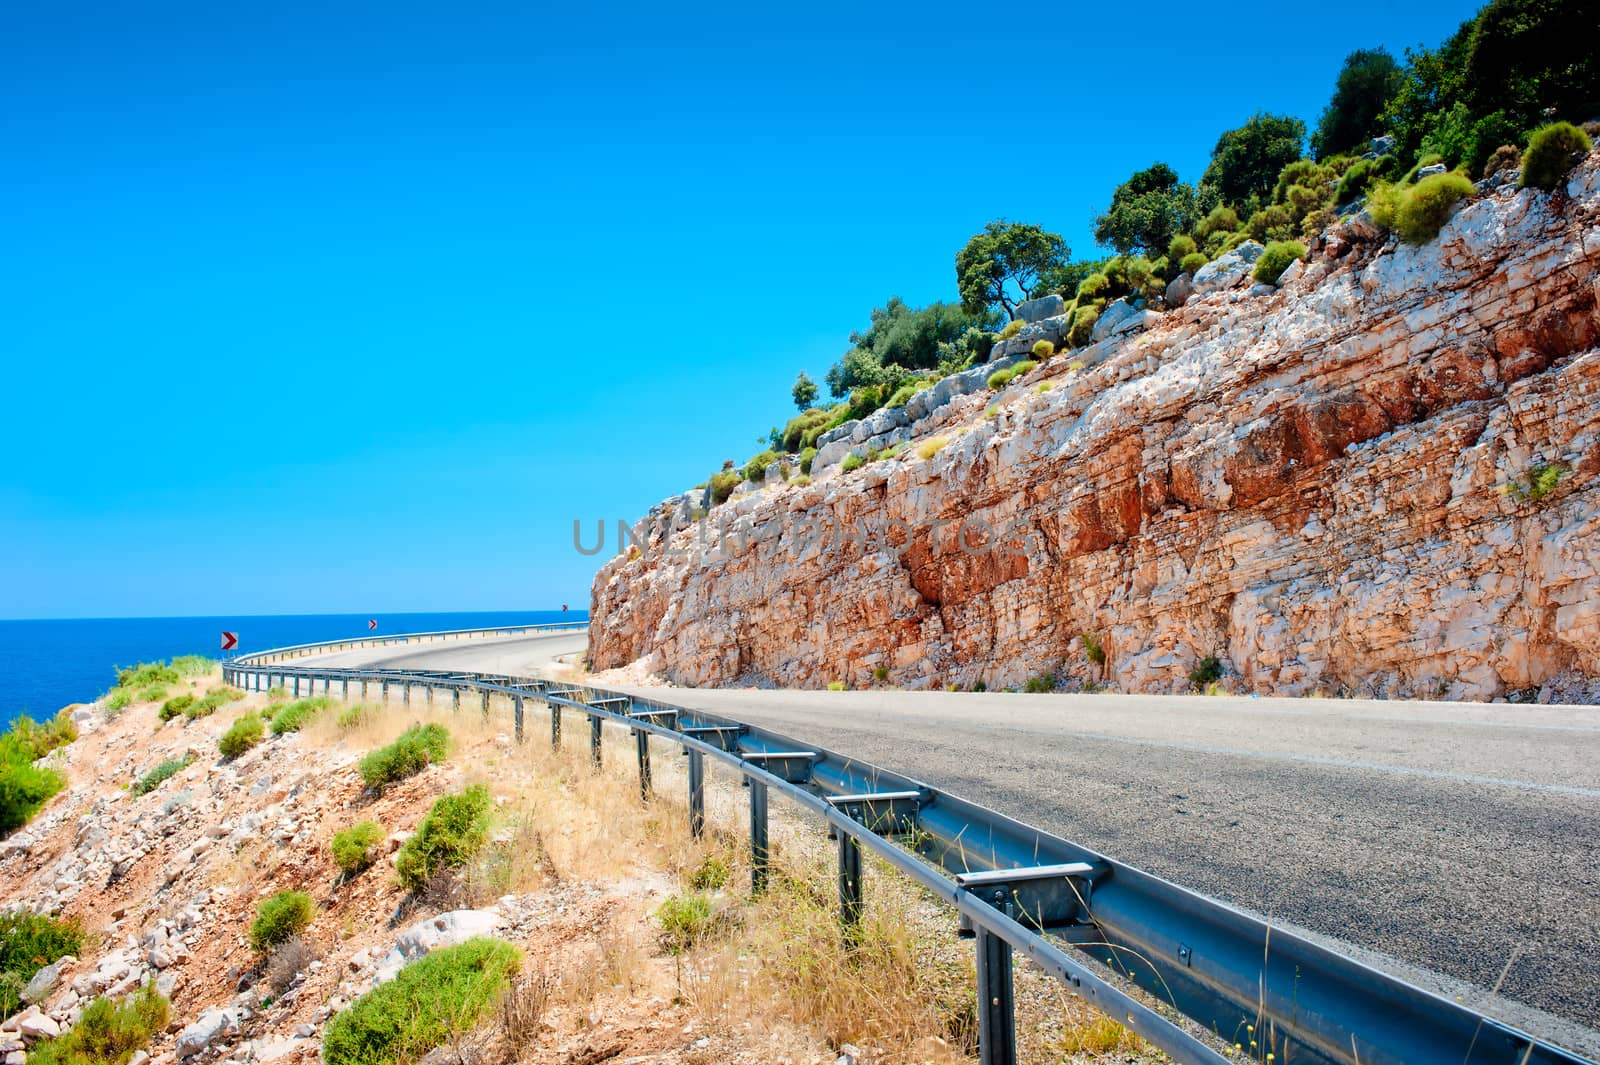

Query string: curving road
[296,633,1600,1054]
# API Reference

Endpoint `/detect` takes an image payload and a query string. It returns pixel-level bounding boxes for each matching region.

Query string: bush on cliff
[1253,241,1307,284]
[321,938,518,1065]
[359,724,451,790]
[332,820,385,875]
[25,983,169,1065]
[1178,251,1209,275]
[0,911,84,1018]
[218,713,265,759]
[1367,173,1475,243]
[0,714,74,836]
[1520,122,1592,190]
[269,696,332,735]
[396,785,492,891]
[158,694,194,721]
[251,890,315,953]
[131,755,191,797]
[708,469,741,507]
[840,453,866,473]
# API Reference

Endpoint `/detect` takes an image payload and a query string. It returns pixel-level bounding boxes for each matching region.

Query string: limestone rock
[373,911,507,984]
[1165,273,1195,308]
[1192,241,1265,296]
[1015,294,1064,323]
[177,1009,239,1058]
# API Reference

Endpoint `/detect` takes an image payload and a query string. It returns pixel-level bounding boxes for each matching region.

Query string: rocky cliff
[590,156,1600,699]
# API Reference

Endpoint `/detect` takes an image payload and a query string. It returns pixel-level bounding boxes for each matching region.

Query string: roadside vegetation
[359,724,452,790]
[250,890,316,953]
[24,984,170,1065]
[0,910,85,1017]
[671,0,1597,502]
[0,710,76,835]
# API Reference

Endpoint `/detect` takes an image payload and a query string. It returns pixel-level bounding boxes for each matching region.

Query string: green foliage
[135,686,168,705]
[186,687,244,720]
[799,446,818,476]
[1167,234,1197,262]
[791,372,818,411]
[1,714,72,835]
[1421,103,1521,174]
[331,820,385,874]
[250,891,314,953]
[1022,674,1055,694]
[269,697,333,734]
[840,453,866,473]
[132,756,190,797]
[335,704,374,730]
[1253,241,1308,284]
[1336,157,1381,203]
[1245,204,1296,243]
[218,714,265,759]
[25,984,169,1065]
[116,663,179,689]
[743,450,781,483]
[998,319,1025,340]
[1374,172,1475,242]
[826,681,848,691]
[0,911,84,1018]
[955,220,1070,318]
[780,407,834,452]
[1482,143,1521,178]
[158,694,194,721]
[987,360,1037,390]
[1462,0,1600,136]
[396,785,492,891]
[359,724,452,790]
[1312,48,1405,159]
[709,469,741,507]
[1082,632,1106,666]
[321,938,518,1065]
[1031,340,1055,359]
[887,379,929,408]
[267,686,288,702]
[1193,205,1240,240]
[1094,162,1201,255]
[1066,304,1100,348]
[1179,252,1209,275]
[1201,113,1307,211]
[1521,122,1592,189]
[170,655,215,677]
[1189,656,1223,689]
[689,854,730,891]
[1504,462,1566,502]
[655,893,713,954]
[934,326,997,375]
[1074,273,1110,302]
[825,298,996,397]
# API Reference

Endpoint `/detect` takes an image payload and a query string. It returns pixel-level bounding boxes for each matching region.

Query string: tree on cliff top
[1311,48,1405,159]
[1201,113,1307,212]
[1093,162,1202,255]
[955,221,1069,319]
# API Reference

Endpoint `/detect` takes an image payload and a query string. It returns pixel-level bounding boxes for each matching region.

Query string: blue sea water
[0,610,586,729]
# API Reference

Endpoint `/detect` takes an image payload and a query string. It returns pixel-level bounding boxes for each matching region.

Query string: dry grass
[263,935,317,996]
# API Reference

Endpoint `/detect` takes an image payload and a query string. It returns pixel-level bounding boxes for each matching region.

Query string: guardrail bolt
[838,833,863,937]
[749,780,769,895]
[687,749,705,838]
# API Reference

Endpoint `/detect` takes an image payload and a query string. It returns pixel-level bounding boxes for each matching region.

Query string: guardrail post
[687,749,705,838]
[513,696,524,742]
[342,678,349,700]
[360,678,368,700]
[292,676,300,697]
[381,679,389,703]
[481,691,490,717]
[452,689,460,713]
[976,893,1017,1065]
[589,715,602,767]
[749,780,769,895]
[551,703,561,749]
[838,832,863,933]
[634,729,651,801]
[403,682,411,707]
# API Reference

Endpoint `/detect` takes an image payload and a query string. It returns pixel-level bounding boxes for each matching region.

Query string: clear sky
[0,0,1481,619]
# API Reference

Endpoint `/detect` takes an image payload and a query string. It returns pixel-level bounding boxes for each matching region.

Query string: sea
[0,610,586,729]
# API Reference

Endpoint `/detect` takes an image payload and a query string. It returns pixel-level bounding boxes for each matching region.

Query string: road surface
[297,632,1600,1053]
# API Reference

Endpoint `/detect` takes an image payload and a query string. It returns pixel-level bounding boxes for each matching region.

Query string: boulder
[1371,134,1396,155]
[22,958,72,1004]
[1014,294,1064,324]
[1192,241,1265,296]
[177,1009,238,1058]
[16,1011,60,1043]
[374,911,506,984]
[1088,299,1160,344]
[1276,259,1305,287]
[1417,163,1448,179]
[1165,273,1195,309]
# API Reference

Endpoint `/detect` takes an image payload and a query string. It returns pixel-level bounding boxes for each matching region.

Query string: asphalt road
[298,633,1600,1053]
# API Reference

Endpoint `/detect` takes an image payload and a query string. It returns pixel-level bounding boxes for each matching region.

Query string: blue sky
[0,1,1479,619]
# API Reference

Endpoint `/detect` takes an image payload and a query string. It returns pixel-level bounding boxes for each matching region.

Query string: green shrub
[780,407,834,452]
[1335,158,1380,204]
[269,696,332,735]
[1178,252,1208,275]
[1521,122,1592,190]
[267,686,288,702]
[1066,305,1099,347]
[799,446,818,476]
[218,714,265,759]
[321,938,518,1065]
[1074,273,1110,302]
[359,724,452,790]
[826,681,848,691]
[708,469,741,506]
[1394,173,1475,243]
[1253,241,1307,284]
[743,450,781,483]
[1082,632,1106,666]
[396,785,492,891]
[170,655,214,677]
[1023,674,1055,694]
[0,715,72,835]
[1505,462,1566,503]
[1194,205,1239,240]
[116,663,179,689]
[998,319,1025,340]
[335,704,374,730]
[157,694,194,722]
[1030,340,1055,359]
[104,690,131,713]
[840,453,866,473]
[131,756,190,797]
[1482,144,1521,179]
[25,983,169,1065]
[185,686,244,720]
[331,821,385,874]
[250,890,315,953]
[0,911,84,1017]
[655,893,713,954]
[135,686,168,705]
[1166,234,1197,263]
[5,713,77,762]
[1189,656,1223,689]
[689,854,730,891]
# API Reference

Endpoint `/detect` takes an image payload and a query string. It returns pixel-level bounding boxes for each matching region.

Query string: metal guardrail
[221,654,1598,1065]
[230,622,589,665]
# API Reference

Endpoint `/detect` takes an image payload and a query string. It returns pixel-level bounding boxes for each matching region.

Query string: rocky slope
[591,155,1600,699]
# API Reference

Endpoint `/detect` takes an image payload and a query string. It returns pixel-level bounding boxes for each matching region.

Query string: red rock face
[590,158,1600,700]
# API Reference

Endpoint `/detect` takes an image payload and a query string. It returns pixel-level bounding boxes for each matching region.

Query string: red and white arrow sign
[368,619,378,630]
[220,631,238,651]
